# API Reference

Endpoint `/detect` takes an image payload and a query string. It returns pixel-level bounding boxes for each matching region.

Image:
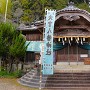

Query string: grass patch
[0,70,22,78]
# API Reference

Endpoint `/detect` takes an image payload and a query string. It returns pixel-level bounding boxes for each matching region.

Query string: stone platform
[54,62,90,73]
[19,62,90,89]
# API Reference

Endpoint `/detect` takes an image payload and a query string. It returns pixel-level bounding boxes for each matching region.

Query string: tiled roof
[18,2,90,31]
[60,2,80,11]
[57,2,90,16]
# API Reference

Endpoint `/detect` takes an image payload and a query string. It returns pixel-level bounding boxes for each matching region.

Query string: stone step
[21,76,90,82]
[20,75,90,81]
[53,73,90,76]
[18,69,90,89]
[18,79,45,88]
[44,80,90,83]
[24,73,90,78]
[45,83,90,87]
[46,77,90,80]
[43,87,90,90]
[19,80,90,88]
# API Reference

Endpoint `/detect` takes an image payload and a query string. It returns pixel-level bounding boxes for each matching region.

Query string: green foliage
[9,33,27,58]
[0,70,22,78]
[9,70,23,78]
[77,3,90,12]
[0,22,28,72]
[0,23,15,56]
[19,0,68,23]
[20,9,33,24]
[70,0,88,4]
[0,0,89,24]
[11,0,90,25]
[0,22,27,58]
[51,0,68,10]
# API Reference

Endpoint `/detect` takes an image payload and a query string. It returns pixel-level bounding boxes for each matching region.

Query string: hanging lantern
[58,38,60,41]
[69,39,70,44]
[71,37,73,41]
[81,38,83,45]
[77,37,79,41]
[63,41,65,45]
[68,38,71,45]
[83,37,85,41]
[65,37,67,41]
[62,38,65,45]
[76,38,79,43]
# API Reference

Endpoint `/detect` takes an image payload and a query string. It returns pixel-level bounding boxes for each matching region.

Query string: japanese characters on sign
[43,9,56,75]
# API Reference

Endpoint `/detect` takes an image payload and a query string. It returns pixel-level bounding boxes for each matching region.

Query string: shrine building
[18,2,90,89]
[18,2,90,66]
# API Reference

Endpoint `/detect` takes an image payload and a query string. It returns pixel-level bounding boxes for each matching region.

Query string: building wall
[26,34,43,41]
[55,45,88,62]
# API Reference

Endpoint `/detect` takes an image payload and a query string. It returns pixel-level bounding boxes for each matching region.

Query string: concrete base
[56,62,84,65]
[54,62,90,73]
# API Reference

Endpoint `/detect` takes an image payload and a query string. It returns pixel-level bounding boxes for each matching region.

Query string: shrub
[0,70,23,78]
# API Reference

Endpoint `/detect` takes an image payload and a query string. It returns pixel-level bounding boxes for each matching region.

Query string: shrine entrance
[66,43,79,63]
[54,37,89,65]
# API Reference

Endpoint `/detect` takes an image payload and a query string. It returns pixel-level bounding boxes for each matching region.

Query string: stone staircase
[18,69,48,88]
[45,73,90,89]
[18,69,90,89]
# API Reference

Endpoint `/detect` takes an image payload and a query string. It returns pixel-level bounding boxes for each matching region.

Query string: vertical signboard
[43,9,56,75]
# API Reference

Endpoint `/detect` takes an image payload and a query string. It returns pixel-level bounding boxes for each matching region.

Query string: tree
[14,8,23,24]
[0,22,15,70]
[11,0,23,25]
[9,33,29,71]
[19,0,68,24]
[77,3,90,12]
[8,0,90,25]
[0,22,28,72]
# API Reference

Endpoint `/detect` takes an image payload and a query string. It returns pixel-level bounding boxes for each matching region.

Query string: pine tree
[0,22,28,72]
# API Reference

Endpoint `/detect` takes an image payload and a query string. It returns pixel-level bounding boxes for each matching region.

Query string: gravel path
[0,78,38,90]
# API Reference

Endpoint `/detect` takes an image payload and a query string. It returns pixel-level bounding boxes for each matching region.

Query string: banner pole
[39,9,46,90]
[4,0,8,22]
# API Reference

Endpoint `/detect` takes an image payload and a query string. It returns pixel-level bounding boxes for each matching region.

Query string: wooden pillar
[55,51,58,63]
[77,44,79,65]
[68,44,70,65]
[88,50,90,57]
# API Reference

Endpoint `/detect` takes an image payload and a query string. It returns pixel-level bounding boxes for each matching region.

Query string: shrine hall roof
[57,2,90,16]
[60,2,81,11]
[18,2,90,31]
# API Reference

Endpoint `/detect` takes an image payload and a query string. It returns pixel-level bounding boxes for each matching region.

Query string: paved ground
[44,88,90,90]
[0,78,90,90]
[0,78,38,90]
